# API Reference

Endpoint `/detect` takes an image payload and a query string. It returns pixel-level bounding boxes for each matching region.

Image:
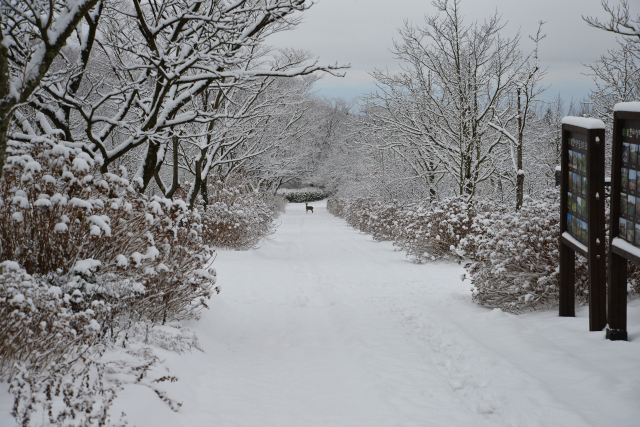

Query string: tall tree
[4,0,347,195]
[0,0,101,177]
[362,0,545,206]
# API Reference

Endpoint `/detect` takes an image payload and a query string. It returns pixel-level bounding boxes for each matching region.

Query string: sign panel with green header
[608,102,640,341]
[559,116,606,333]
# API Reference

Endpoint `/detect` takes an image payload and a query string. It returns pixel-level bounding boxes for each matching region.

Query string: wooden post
[586,127,606,332]
[558,242,575,317]
[608,252,627,334]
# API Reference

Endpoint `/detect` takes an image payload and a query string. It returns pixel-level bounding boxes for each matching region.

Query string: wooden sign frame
[608,103,640,341]
[559,117,606,332]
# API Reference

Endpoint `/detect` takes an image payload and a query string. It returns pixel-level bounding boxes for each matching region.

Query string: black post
[587,127,607,332]
[607,252,628,340]
[559,242,575,317]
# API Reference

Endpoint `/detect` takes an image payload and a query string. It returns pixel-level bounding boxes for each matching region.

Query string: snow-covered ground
[2,200,640,426]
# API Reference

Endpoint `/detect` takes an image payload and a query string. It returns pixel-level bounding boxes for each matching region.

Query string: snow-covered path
[112,200,639,427]
[5,200,636,426]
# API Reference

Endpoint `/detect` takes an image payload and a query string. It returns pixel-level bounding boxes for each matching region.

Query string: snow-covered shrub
[339,199,398,241]
[328,196,489,262]
[628,263,640,296]
[0,263,107,379]
[262,191,289,214]
[466,190,589,313]
[393,197,491,262]
[277,187,329,203]
[10,360,126,427]
[0,137,217,378]
[326,197,347,217]
[200,176,279,250]
[329,190,635,314]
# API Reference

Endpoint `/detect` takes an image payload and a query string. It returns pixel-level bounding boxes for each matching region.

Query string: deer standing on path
[305,203,313,213]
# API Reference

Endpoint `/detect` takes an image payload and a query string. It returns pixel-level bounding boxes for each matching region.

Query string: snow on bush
[277,187,329,203]
[200,176,282,250]
[10,359,126,427]
[328,190,625,314]
[0,263,107,378]
[328,197,491,262]
[0,136,217,379]
[466,190,588,313]
[393,198,492,263]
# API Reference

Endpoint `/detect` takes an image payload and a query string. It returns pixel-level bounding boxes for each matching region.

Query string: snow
[54,223,68,233]
[51,193,67,205]
[613,102,640,113]
[10,294,25,304]
[69,197,93,209]
[130,247,160,266]
[561,116,605,130]
[562,231,588,253]
[194,269,217,282]
[12,195,29,208]
[116,254,129,267]
[2,201,639,426]
[612,237,640,259]
[73,259,102,275]
[72,157,91,172]
[1,261,22,272]
[88,215,112,236]
[24,161,42,173]
[34,199,52,208]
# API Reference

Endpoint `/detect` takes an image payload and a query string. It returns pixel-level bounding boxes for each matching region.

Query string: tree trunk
[516,89,524,211]
[166,136,181,199]
[139,141,164,192]
[200,174,209,207]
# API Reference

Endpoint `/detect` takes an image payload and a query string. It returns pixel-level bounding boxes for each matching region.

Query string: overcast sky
[269,0,624,105]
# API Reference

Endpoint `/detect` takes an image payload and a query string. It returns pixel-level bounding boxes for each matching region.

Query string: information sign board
[559,117,606,332]
[608,102,640,341]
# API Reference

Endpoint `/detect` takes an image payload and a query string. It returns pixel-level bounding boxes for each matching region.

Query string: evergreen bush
[278,187,329,203]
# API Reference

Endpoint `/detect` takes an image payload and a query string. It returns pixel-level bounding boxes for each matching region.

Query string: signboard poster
[608,103,640,341]
[559,116,606,332]
[566,132,588,245]
[617,119,640,246]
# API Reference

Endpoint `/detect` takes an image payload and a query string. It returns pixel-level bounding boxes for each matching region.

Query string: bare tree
[584,0,640,52]
[0,0,101,176]
[361,0,545,206]
[584,0,640,121]
[4,0,347,195]
[488,24,547,210]
[584,0,640,174]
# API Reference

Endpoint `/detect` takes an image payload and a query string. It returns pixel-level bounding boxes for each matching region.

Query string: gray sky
[269,0,623,105]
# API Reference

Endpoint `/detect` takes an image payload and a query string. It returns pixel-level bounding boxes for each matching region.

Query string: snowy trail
[6,200,636,426]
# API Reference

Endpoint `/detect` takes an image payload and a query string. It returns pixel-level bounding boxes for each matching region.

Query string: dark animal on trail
[305,203,313,213]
